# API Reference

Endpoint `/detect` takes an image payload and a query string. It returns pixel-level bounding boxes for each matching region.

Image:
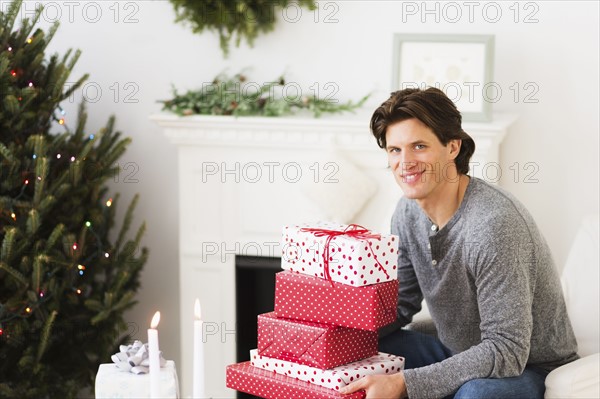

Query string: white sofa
[544,214,599,399]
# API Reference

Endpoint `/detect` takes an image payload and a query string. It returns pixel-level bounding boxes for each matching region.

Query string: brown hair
[370,87,475,175]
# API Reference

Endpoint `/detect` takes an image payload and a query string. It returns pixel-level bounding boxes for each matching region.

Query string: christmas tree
[0,1,148,397]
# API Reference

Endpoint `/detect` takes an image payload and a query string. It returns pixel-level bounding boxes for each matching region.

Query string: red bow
[299,224,390,284]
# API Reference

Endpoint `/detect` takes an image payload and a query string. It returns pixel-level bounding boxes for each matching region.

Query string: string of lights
[0,38,112,333]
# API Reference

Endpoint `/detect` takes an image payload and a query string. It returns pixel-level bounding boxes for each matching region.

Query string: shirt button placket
[429,225,438,266]
[428,239,435,265]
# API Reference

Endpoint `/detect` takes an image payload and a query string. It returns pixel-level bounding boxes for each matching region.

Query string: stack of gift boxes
[226,222,405,399]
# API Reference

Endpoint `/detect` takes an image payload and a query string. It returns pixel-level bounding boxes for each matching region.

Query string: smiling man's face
[385,118,461,205]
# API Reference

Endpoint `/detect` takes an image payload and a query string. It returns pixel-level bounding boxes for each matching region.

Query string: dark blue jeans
[379,329,548,399]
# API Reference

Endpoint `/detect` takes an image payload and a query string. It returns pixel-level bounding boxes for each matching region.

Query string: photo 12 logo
[189,1,341,25]
[0,1,140,24]
[400,1,540,24]
[281,240,343,264]
[5,80,140,105]
[200,161,339,184]
[199,80,342,106]
[201,241,281,263]
[63,81,140,104]
[400,81,540,105]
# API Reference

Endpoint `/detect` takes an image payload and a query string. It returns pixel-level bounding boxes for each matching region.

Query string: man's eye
[388,147,400,153]
[415,144,426,150]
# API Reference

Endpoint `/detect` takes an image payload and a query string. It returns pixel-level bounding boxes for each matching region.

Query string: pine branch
[36,309,57,363]
[170,0,317,56]
[25,209,40,235]
[44,224,64,252]
[31,254,44,293]
[115,194,139,255]
[33,157,49,206]
[0,261,27,286]
[0,0,22,41]
[1,227,17,262]
[161,71,371,118]
[0,142,15,161]
[61,73,88,104]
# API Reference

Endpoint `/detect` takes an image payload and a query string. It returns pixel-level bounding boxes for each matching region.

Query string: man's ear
[448,139,462,160]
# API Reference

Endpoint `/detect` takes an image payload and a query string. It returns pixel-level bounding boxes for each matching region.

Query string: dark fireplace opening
[235,255,281,399]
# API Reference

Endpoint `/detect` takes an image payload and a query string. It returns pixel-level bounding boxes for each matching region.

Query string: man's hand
[339,371,407,399]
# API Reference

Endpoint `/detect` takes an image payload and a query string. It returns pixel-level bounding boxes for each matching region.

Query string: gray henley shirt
[392,177,579,398]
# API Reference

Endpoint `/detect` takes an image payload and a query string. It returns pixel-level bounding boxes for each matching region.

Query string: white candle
[193,298,205,398]
[148,311,161,399]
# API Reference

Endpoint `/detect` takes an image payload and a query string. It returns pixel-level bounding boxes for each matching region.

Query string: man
[340,88,578,398]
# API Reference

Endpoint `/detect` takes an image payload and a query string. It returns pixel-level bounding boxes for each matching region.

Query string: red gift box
[274,271,398,331]
[226,361,365,399]
[257,312,378,369]
[281,222,399,287]
[250,350,405,391]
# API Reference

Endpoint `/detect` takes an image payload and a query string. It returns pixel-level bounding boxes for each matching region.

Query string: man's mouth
[400,171,423,183]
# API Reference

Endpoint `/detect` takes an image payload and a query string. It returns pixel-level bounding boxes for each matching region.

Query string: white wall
[20,0,597,386]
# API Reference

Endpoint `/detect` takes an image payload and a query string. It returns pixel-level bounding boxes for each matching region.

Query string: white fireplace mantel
[151,111,517,398]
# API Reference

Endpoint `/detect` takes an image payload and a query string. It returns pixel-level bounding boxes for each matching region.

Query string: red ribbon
[299,224,390,284]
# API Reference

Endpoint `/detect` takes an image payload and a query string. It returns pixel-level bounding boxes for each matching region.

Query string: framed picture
[392,33,495,122]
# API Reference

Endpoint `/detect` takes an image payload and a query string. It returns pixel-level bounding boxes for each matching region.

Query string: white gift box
[250,349,405,391]
[95,360,179,398]
[281,222,399,287]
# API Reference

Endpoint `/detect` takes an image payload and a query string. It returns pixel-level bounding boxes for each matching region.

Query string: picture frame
[392,33,495,122]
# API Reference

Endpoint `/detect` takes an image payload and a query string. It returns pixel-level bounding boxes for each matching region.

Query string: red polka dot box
[281,222,399,287]
[274,271,398,331]
[257,312,378,370]
[250,349,405,392]
[226,361,366,399]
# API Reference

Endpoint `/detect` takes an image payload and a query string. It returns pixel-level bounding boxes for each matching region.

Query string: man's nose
[401,153,417,171]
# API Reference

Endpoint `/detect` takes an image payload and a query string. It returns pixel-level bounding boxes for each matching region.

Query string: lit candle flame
[150,311,161,329]
[194,298,201,320]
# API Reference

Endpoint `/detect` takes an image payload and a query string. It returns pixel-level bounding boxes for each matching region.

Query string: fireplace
[235,255,280,399]
[151,112,516,398]
[235,255,280,363]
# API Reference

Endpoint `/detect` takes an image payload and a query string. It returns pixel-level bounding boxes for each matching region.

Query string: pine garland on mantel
[160,71,370,118]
